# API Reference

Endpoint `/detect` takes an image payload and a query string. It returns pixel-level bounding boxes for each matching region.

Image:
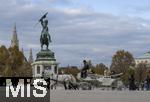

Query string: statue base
[36,49,56,61]
[32,49,59,77]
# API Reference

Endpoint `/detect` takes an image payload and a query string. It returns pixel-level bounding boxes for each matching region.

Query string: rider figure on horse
[39,13,51,50]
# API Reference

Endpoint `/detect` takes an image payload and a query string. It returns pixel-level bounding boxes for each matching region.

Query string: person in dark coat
[145,75,150,91]
[81,60,89,78]
[129,74,136,90]
[141,81,145,91]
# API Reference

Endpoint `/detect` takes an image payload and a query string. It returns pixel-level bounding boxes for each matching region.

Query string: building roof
[136,52,150,59]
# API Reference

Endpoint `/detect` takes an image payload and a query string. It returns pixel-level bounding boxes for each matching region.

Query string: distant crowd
[129,75,150,91]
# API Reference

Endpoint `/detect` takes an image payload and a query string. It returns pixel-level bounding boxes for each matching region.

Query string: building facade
[135,52,150,66]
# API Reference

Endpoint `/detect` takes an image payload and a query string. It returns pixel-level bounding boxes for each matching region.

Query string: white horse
[50,74,77,90]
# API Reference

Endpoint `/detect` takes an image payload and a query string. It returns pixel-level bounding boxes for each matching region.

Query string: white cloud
[26,44,39,49]
[1,0,150,66]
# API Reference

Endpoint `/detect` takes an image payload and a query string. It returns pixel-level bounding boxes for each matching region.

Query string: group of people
[129,75,150,91]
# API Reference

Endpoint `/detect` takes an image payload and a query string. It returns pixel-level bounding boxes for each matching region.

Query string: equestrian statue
[39,12,51,50]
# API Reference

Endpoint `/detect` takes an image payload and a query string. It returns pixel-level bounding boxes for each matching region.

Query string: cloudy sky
[1,0,150,67]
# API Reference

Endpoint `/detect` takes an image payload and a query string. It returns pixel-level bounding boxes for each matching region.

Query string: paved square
[51,90,150,102]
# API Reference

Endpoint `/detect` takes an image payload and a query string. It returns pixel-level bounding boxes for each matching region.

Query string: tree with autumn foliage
[135,63,148,84]
[59,66,80,78]
[0,45,10,75]
[92,63,108,75]
[110,50,135,74]
[0,45,32,77]
[110,50,135,84]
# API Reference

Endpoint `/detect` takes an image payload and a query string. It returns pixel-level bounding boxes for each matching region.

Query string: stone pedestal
[31,49,59,77]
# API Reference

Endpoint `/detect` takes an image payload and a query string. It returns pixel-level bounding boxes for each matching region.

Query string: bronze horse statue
[40,32,51,50]
[39,13,51,50]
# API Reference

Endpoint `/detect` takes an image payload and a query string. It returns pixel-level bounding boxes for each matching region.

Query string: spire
[14,23,16,33]
[28,48,33,63]
[11,23,19,48]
